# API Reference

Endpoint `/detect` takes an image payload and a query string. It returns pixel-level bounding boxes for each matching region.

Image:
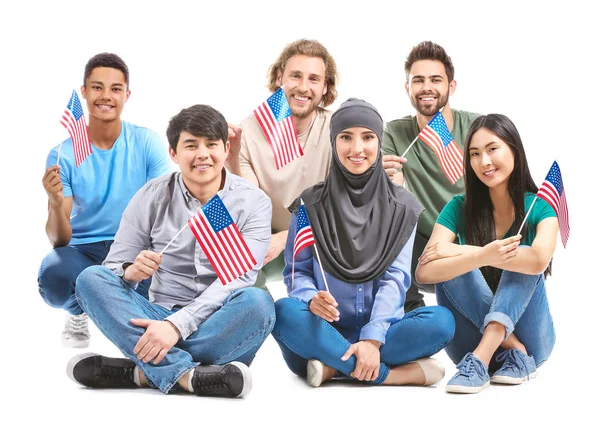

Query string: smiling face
[335,127,379,175]
[406,59,455,117]
[81,67,130,123]
[468,127,515,190]
[169,132,229,196]
[276,54,328,120]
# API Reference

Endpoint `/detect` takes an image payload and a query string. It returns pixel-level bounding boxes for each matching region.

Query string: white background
[1,0,597,424]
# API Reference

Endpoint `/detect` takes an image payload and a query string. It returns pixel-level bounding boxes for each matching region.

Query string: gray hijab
[297,98,424,283]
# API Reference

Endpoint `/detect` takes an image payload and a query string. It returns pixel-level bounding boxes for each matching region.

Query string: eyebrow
[412,74,444,80]
[89,81,124,87]
[469,141,499,151]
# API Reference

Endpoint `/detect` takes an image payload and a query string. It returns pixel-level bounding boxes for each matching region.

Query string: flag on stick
[253,87,303,169]
[59,90,92,167]
[537,161,570,248]
[418,111,463,183]
[188,195,256,285]
[294,204,315,258]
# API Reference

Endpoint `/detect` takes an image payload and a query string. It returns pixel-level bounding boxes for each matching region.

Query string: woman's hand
[342,340,382,382]
[309,291,339,322]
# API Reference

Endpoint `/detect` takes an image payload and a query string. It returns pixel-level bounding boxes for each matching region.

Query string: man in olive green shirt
[383,41,480,311]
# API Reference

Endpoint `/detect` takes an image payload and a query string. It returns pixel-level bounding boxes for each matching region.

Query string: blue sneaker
[446,352,490,394]
[491,349,537,385]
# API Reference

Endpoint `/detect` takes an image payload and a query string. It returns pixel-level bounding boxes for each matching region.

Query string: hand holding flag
[253,87,303,169]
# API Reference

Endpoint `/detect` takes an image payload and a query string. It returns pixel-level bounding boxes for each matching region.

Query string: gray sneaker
[62,313,90,348]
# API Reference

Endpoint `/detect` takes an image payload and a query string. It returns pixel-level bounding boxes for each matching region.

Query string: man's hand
[42,165,64,206]
[124,250,162,283]
[342,340,382,381]
[227,123,242,157]
[309,291,339,322]
[263,231,287,265]
[382,154,407,179]
[131,318,180,364]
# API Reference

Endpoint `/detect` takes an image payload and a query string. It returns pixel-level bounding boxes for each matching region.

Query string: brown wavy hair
[267,39,338,107]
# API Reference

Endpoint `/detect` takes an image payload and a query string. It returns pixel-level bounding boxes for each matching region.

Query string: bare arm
[225,122,260,187]
[415,223,521,284]
[42,165,72,247]
[489,217,558,275]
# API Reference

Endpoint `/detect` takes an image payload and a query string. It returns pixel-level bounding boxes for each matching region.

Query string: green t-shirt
[437,193,557,246]
[382,109,480,239]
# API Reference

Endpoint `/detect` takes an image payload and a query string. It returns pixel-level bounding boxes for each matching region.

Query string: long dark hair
[464,114,549,292]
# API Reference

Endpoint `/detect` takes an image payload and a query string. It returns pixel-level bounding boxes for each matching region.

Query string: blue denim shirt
[283,212,416,345]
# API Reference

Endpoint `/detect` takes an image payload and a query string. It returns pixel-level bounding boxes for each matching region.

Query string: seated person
[272,98,455,387]
[416,114,558,394]
[66,105,274,398]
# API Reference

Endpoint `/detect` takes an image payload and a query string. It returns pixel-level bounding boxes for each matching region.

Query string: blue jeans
[75,265,275,394]
[38,241,150,315]
[271,297,455,385]
[436,269,555,370]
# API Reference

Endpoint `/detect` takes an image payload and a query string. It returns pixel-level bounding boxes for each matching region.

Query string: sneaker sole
[306,359,324,387]
[66,352,99,385]
[446,380,490,394]
[62,337,91,349]
[491,371,538,385]
[229,361,252,398]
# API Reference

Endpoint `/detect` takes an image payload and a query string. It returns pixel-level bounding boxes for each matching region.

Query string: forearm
[416,249,485,284]
[490,246,549,275]
[225,155,242,176]
[45,203,71,247]
[392,171,404,186]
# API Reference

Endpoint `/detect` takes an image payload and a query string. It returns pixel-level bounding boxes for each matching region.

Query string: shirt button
[358,288,363,292]
[358,309,362,313]
[194,277,201,283]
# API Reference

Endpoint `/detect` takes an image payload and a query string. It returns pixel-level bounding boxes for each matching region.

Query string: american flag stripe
[420,128,463,183]
[538,182,570,247]
[188,203,257,285]
[253,88,303,169]
[294,228,315,258]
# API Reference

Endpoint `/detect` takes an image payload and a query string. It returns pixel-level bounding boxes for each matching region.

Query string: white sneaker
[62,313,90,348]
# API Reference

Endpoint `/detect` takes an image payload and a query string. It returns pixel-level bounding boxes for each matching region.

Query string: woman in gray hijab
[271,98,455,387]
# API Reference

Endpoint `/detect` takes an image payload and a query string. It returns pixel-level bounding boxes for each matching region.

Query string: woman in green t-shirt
[415,114,558,394]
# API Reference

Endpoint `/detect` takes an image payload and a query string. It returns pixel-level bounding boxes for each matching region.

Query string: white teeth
[294,95,309,101]
[483,169,496,176]
[422,97,433,101]
[194,165,210,170]
[349,157,364,162]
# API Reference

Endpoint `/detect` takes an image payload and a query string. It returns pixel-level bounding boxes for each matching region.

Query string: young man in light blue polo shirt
[39,53,171,348]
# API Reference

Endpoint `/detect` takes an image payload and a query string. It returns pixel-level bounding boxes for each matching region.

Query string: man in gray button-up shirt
[67,105,275,398]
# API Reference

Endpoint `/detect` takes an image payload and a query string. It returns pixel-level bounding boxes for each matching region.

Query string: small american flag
[418,112,463,184]
[294,204,315,258]
[60,90,92,167]
[537,161,570,248]
[188,195,256,285]
[253,88,303,169]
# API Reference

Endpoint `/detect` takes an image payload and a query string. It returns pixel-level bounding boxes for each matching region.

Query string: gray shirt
[103,171,272,340]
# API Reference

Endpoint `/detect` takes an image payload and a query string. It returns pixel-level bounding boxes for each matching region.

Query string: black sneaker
[67,353,137,388]
[191,362,251,398]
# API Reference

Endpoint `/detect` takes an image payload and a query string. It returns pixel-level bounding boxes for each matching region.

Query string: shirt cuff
[165,310,196,341]
[359,324,387,345]
[291,286,319,304]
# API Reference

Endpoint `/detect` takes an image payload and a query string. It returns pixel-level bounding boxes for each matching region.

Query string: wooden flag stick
[516,196,539,236]
[159,223,187,255]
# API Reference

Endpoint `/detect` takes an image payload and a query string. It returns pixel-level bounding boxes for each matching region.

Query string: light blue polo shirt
[46,121,172,245]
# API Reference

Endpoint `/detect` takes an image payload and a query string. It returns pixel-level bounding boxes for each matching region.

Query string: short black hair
[166,104,228,152]
[405,41,455,82]
[83,53,129,87]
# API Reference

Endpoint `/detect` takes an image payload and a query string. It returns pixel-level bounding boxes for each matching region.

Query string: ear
[448,80,457,96]
[80,85,86,99]
[169,146,179,165]
[276,71,282,87]
[404,81,409,96]
[125,89,131,103]
[322,83,328,96]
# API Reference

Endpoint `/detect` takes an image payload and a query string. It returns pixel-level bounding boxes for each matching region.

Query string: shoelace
[456,354,487,379]
[496,349,531,379]
[196,371,227,391]
[67,314,89,333]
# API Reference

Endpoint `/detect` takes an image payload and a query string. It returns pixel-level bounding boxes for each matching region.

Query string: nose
[101,86,111,99]
[350,139,363,154]
[298,77,309,92]
[195,145,209,158]
[481,152,492,166]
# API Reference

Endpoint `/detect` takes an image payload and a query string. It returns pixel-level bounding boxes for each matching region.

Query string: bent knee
[75,265,115,299]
